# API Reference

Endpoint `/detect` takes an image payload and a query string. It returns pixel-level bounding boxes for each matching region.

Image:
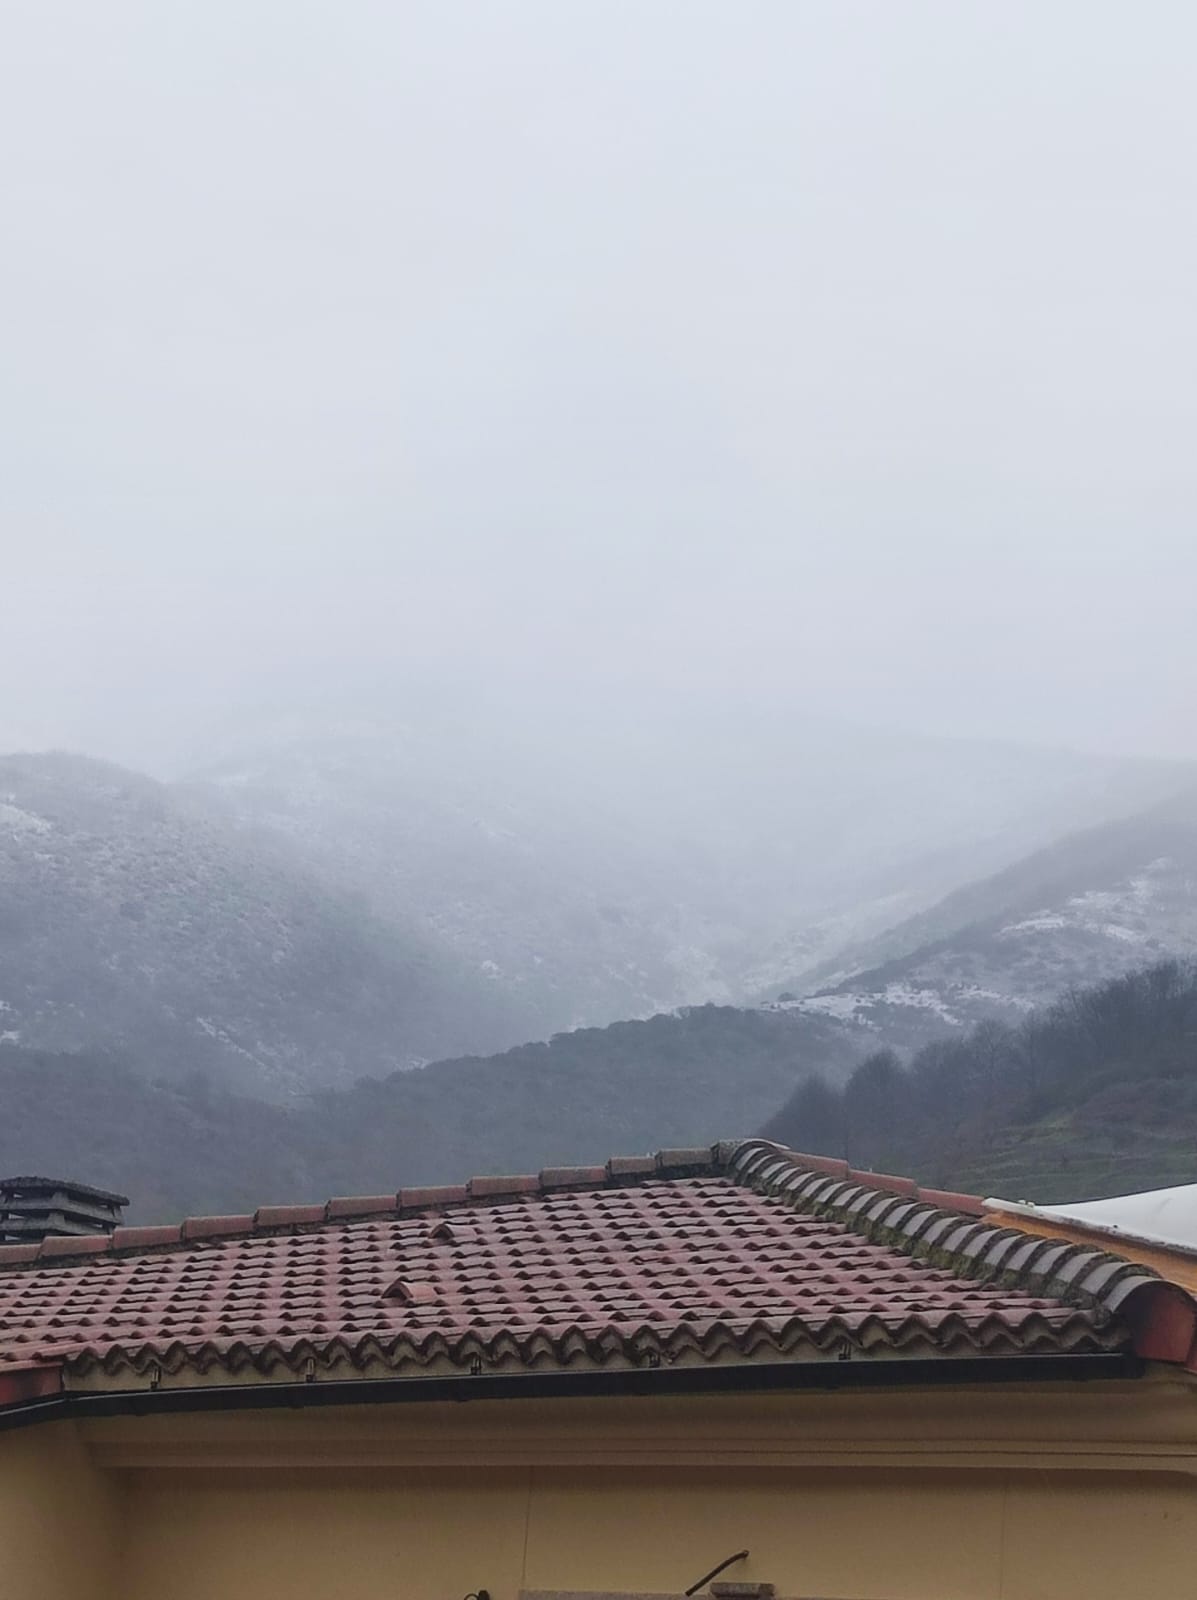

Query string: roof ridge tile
[0,1145,728,1269]
[181,1214,255,1242]
[468,1175,540,1199]
[726,1139,1179,1329]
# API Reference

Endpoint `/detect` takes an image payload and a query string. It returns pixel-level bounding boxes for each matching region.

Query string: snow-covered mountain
[770,790,1197,1050]
[1,709,1190,1102]
[180,694,1191,1045]
[0,752,525,1095]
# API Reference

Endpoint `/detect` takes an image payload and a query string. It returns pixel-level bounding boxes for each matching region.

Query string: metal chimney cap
[0,1176,131,1207]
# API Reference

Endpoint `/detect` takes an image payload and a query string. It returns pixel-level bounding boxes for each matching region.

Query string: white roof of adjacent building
[988,1182,1197,1257]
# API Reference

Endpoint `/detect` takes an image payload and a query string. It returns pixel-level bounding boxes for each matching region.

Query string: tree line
[763,960,1197,1195]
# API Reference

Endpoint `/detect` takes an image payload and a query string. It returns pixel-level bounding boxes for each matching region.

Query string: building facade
[2,1140,1196,1600]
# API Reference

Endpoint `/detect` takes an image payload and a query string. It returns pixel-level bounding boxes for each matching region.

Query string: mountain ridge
[2,728,1195,1113]
[772,789,1197,1052]
[0,1002,864,1220]
[0,750,524,1095]
[179,704,1194,1043]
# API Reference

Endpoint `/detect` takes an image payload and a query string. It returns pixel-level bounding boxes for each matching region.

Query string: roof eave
[0,1350,1148,1435]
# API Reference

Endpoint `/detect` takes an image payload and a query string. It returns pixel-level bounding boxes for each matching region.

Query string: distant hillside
[186,726,745,1042]
[183,702,1188,1042]
[0,753,523,1095]
[7,963,1197,1220]
[0,1004,864,1220]
[769,791,1197,1052]
[764,961,1197,1202]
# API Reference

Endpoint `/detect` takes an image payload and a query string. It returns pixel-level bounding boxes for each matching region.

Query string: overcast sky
[1,2,1194,767]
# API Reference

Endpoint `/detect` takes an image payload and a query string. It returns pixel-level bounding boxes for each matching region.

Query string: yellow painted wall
[0,1421,122,1600]
[117,1462,1197,1600]
[4,1382,1197,1600]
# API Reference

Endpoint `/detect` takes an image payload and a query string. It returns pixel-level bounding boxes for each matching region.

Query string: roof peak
[0,1141,984,1270]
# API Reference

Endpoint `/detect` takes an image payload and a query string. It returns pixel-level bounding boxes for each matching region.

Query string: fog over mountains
[779,788,1197,1051]
[0,749,527,1096]
[1,699,1196,1217]
[183,696,1189,1044]
[0,703,1193,1102]
[3,5,1197,1224]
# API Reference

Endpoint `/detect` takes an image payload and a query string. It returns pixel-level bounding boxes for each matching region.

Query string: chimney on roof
[0,1177,129,1243]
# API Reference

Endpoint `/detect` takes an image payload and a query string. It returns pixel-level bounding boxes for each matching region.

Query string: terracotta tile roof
[0,1140,1191,1397]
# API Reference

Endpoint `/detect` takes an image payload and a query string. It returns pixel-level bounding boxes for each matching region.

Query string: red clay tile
[607,1156,656,1178]
[0,1244,40,1265]
[181,1214,256,1241]
[849,1169,918,1198]
[430,1219,479,1244]
[39,1235,111,1259]
[111,1225,181,1250]
[397,1185,469,1209]
[382,1279,439,1305]
[254,1204,326,1228]
[468,1174,539,1199]
[539,1166,607,1190]
[788,1153,851,1179]
[0,1141,1145,1385]
[325,1195,397,1220]
[655,1147,715,1171]
[917,1187,985,1216]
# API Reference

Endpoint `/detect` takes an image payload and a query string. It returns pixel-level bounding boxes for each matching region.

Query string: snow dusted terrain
[181,698,1187,1049]
[0,712,1192,1100]
[768,793,1197,1050]
[0,752,525,1095]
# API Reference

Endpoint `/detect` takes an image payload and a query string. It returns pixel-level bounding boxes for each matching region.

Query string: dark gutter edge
[0,1352,1143,1436]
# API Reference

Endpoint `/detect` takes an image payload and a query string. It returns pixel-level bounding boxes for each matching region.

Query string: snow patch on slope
[1000,859,1187,952]
[0,800,50,835]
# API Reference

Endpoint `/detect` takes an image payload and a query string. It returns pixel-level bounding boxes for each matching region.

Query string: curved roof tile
[0,1139,1191,1396]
